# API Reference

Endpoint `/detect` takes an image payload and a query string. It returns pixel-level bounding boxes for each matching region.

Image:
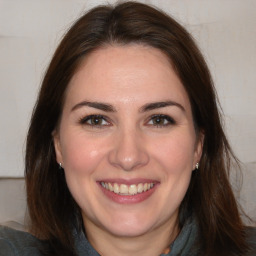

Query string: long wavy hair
[25,1,248,255]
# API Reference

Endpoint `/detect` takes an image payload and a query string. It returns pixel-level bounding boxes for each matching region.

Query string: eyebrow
[139,101,185,112]
[71,100,185,113]
[71,101,117,112]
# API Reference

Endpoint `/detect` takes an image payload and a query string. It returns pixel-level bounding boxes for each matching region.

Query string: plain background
[0,0,256,177]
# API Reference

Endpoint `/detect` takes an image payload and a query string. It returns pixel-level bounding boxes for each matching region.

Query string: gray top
[0,216,255,255]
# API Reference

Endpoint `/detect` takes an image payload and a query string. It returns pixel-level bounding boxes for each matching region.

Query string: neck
[84,218,180,256]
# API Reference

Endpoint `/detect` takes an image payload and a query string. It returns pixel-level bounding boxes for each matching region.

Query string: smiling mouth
[100,182,155,196]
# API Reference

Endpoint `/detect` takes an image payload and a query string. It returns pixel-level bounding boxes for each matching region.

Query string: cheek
[60,133,107,176]
[153,133,195,211]
[152,132,196,172]
[60,135,108,207]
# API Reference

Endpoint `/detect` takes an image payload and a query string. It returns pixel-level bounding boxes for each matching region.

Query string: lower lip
[98,183,158,204]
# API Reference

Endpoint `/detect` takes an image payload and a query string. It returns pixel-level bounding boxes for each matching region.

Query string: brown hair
[25,1,248,255]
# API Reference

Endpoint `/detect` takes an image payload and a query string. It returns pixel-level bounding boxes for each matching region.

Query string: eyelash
[146,114,175,127]
[78,114,175,128]
[79,115,110,128]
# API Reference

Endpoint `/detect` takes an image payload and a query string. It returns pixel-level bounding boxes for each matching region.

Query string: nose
[108,128,149,171]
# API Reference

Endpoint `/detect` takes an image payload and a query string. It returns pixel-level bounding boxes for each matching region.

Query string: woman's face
[53,45,203,238]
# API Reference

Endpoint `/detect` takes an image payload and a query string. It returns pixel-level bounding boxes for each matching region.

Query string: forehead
[65,44,191,110]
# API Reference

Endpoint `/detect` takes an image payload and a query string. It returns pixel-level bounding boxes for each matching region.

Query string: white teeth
[109,183,114,191]
[101,182,155,195]
[129,184,137,195]
[137,183,144,193]
[120,184,128,194]
[114,183,119,193]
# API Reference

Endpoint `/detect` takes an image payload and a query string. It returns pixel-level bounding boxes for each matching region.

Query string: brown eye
[148,115,175,127]
[80,115,109,126]
[152,116,166,125]
[90,116,103,125]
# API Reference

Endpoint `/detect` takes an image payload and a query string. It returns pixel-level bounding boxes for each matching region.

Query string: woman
[0,1,255,255]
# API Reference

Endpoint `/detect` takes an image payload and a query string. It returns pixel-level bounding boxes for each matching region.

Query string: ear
[193,131,204,168]
[52,130,63,164]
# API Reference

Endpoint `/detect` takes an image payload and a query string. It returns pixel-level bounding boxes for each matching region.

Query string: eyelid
[146,114,176,126]
[79,114,111,127]
[78,114,175,128]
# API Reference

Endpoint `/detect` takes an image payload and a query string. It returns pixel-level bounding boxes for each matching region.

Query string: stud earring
[59,163,63,170]
[195,162,199,170]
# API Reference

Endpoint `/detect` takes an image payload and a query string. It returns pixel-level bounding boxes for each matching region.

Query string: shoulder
[246,226,256,255]
[0,225,46,256]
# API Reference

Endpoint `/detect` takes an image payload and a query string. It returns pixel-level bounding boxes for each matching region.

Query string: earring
[195,162,199,170]
[59,162,63,170]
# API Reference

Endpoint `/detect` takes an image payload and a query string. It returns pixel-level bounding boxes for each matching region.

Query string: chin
[105,223,152,238]
[100,212,158,237]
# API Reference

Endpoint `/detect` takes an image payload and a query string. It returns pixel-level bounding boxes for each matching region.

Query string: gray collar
[73,215,198,256]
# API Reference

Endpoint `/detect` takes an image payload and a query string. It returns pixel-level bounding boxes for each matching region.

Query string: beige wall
[0,0,256,177]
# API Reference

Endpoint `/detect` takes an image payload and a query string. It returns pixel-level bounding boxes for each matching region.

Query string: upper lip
[98,178,159,185]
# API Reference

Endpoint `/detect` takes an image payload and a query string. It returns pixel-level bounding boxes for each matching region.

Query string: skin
[53,44,203,256]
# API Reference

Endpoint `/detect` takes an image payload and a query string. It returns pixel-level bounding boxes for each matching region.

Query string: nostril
[107,129,150,171]
[108,138,149,171]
